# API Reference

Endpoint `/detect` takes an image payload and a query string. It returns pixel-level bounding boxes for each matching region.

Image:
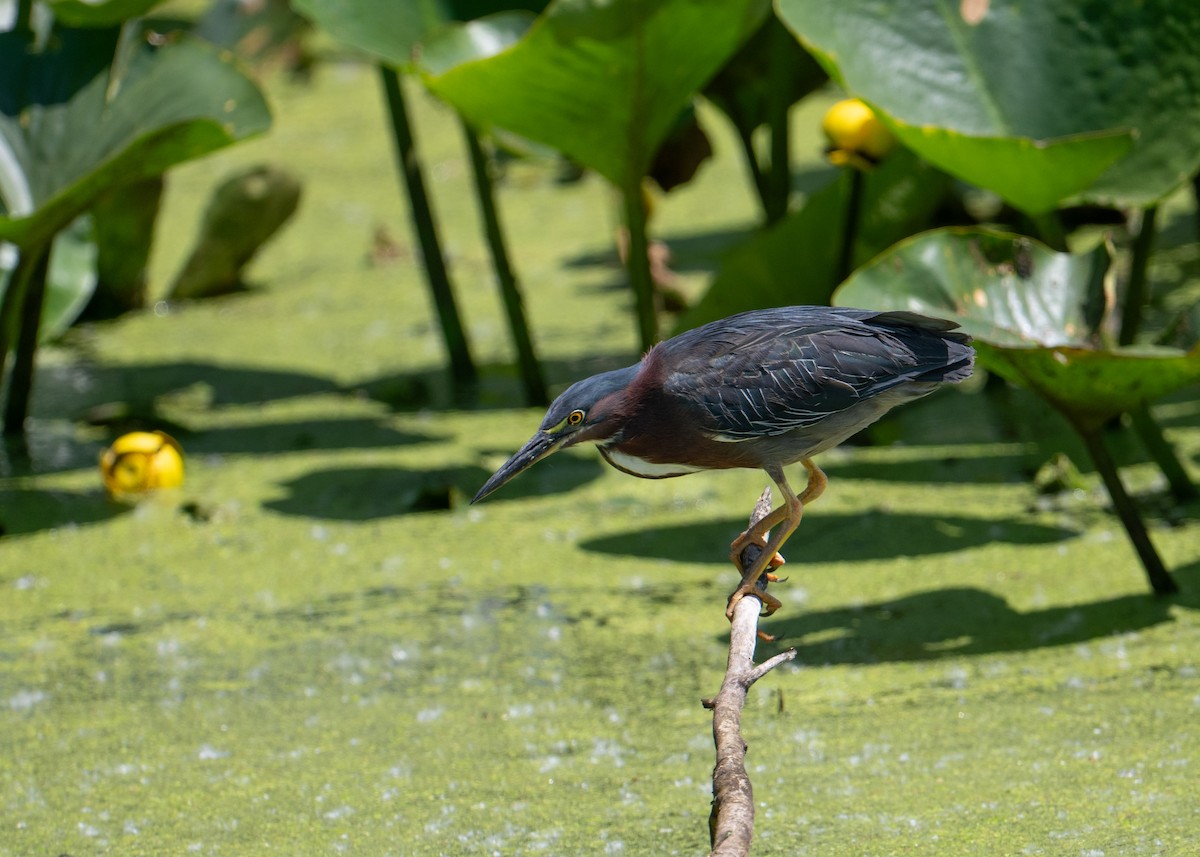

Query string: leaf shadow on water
[4,411,443,479]
[818,450,1035,485]
[61,361,344,409]
[249,582,555,632]
[52,353,653,438]
[579,510,1077,565]
[262,456,606,520]
[357,351,644,412]
[757,561,1200,664]
[185,418,441,456]
[0,486,129,538]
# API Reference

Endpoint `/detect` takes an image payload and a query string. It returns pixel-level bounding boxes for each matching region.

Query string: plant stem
[762,22,791,226]
[1112,207,1195,503]
[620,177,658,351]
[1078,425,1178,596]
[835,168,864,285]
[378,64,477,392]
[2,243,51,436]
[734,127,769,221]
[1128,405,1198,502]
[1118,205,1157,347]
[1030,210,1068,252]
[15,0,32,32]
[0,253,32,382]
[460,121,548,406]
[1192,171,1200,247]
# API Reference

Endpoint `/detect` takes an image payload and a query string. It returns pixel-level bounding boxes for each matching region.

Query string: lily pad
[0,24,269,424]
[413,11,534,77]
[292,0,549,68]
[0,27,272,250]
[422,0,770,190]
[777,0,1200,211]
[48,0,166,27]
[291,0,448,67]
[834,228,1200,430]
[40,216,98,343]
[0,217,97,346]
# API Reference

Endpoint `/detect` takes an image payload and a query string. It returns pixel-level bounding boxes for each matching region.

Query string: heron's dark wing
[660,309,972,440]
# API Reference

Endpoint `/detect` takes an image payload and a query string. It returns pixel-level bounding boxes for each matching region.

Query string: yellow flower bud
[822,98,896,170]
[100,431,185,498]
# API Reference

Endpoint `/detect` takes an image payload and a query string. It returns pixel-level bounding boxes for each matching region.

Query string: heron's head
[472,365,637,503]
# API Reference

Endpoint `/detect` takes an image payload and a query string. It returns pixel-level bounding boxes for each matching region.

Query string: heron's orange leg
[728,458,825,569]
[797,457,827,506]
[727,503,789,568]
[726,458,826,619]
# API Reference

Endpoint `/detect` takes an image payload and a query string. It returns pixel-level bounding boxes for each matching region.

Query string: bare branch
[706,487,798,856]
[746,649,798,686]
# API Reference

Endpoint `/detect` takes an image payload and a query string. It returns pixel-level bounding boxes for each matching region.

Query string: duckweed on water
[2,64,1199,855]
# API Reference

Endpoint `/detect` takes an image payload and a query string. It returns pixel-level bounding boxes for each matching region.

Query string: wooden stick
[704,488,798,856]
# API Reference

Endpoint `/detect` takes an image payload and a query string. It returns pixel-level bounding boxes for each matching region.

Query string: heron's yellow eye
[567,409,585,426]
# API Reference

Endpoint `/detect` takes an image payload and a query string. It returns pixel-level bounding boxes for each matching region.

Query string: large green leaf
[878,128,1132,216]
[414,11,533,76]
[39,215,99,342]
[48,0,167,27]
[292,0,447,66]
[0,26,270,349]
[834,228,1200,430]
[0,27,271,250]
[777,0,1200,211]
[0,217,97,345]
[676,148,950,331]
[292,0,549,68]
[422,0,770,190]
[982,345,1200,432]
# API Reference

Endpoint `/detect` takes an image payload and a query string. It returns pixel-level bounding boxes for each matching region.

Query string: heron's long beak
[472,431,564,503]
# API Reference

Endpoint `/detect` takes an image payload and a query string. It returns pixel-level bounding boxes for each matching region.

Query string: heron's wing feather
[662,313,970,439]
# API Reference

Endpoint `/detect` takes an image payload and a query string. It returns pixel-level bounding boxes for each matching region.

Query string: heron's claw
[725,583,782,620]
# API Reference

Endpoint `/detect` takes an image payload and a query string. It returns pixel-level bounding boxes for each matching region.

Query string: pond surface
[3,61,1199,855]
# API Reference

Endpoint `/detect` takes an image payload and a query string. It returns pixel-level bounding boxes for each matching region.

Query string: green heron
[473,306,974,619]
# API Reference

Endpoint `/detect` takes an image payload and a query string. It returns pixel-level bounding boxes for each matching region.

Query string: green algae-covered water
[3,63,1200,855]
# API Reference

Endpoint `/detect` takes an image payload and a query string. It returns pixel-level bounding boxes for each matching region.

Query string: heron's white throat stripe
[599,447,703,479]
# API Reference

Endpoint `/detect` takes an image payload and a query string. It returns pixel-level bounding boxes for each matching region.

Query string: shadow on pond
[1,413,442,479]
[819,450,1032,486]
[353,350,640,412]
[186,418,440,456]
[72,361,343,408]
[16,348,646,476]
[68,352,647,418]
[580,510,1077,565]
[264,455,605,520]
[250,582,554,630]
[758,561,1200,664]
[0,486,129,538]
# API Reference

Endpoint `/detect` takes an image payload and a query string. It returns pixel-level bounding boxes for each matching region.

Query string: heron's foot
[729,532,787,574]
[725,582,782,620]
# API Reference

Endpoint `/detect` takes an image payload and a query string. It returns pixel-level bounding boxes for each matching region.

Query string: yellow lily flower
[100,431,185,498]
